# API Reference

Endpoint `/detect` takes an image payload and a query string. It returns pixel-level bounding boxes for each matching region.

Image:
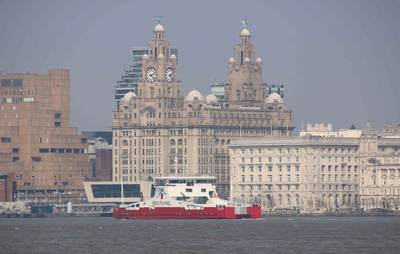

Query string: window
[12,79,23,87]
[92,184,141,198]
[32,157,41,162]
[185,188,193,192]
[1,79,12,87]
[39,148,49,153]
[1,137,11,143]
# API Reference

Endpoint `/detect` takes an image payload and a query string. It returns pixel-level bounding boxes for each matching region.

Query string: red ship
[113,176,261,220]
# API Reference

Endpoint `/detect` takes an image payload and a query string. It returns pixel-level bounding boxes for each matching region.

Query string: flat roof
[154,176,217,180]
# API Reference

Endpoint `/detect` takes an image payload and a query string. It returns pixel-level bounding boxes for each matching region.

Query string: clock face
[165,68,175,82]
[146,67,157,82]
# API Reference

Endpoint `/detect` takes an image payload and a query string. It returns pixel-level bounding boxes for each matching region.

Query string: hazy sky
[0,0,399,131]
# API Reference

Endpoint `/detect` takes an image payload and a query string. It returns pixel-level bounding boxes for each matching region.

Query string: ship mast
[120,171,124,206]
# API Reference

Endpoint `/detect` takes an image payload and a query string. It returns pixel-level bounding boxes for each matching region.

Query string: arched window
[248,194,254,204]
[122,140,128,146]
[266,194,272,207]
[240,194,246,204]
[178,139,183,145]
[170,139,176,146]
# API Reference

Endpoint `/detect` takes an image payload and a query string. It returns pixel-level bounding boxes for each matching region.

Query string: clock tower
[224,21,266,107]
[138,17,181,99]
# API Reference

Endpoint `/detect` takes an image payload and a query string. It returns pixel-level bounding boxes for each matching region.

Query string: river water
[0,216,399,254]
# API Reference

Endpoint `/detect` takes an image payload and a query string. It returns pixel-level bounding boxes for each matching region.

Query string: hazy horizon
[0,0,399,131]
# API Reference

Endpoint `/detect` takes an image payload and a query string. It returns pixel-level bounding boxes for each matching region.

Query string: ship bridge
[154,176,218,203]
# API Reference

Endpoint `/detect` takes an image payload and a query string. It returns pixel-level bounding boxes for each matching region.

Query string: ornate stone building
[0,69,90,201]
[359,126,400,209]
[230,136,360,213]
[230,126,400,213]
[112,20,294,198]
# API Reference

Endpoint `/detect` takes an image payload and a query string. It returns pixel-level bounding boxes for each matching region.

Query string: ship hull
[113,206,261,220]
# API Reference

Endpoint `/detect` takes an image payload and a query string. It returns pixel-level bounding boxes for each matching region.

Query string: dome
[240,28,251,36]
[170,54,176,59]
[205,94,218,105]
[266,92,283,104]
[244,57,251,62]
[154,23,164,32]
[228,57,235,63]
[121,91,137,104]
[256,57,262,63]
[185,90,203,101]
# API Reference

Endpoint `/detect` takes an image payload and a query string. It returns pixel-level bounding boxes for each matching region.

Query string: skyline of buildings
[0,18,398,213]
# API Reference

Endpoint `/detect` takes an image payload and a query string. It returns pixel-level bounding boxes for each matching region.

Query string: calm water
[1,216,400,254]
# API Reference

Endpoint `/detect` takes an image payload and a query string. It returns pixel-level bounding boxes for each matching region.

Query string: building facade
[230,136,360,213]
[115,48,178,109]
[112,20,294,198]
[210,81,225,101]
[0,173,16,202]
[115,48,148,109]
[230,127,400,213]
[86,136,112,181]
[359,126,400,209]
[0,69,90,201]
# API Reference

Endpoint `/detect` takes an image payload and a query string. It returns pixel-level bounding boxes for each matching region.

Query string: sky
[0,0,399,131]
